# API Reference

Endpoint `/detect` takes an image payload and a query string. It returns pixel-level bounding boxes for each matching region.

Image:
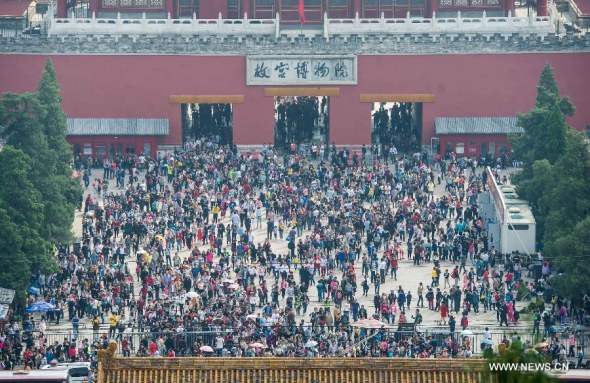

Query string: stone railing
[45,8,556,37]
[48,12,278,37]
[97,342,487,383]
[323,10,555,38]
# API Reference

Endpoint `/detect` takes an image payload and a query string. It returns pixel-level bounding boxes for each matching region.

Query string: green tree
[37,175,78,244]
[512,159,553,237]
[510,65,590,301]
[1,67,81,244]
[0,93,74,244]
[536,103,567,164]
[549,216,590,297]
[511,64,575,181]
[0,92,53,177]
[0,147,55,300]
[0,207,32,302]
[38,59,74,177]
[535,64,559,108]
[37,59,83,242]
[542,130,590,242]
[539,130,590,297]
[0,63,77,300]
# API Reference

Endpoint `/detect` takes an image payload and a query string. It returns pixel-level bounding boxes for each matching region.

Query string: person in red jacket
[440,302,449,325]
[461,314,469,330]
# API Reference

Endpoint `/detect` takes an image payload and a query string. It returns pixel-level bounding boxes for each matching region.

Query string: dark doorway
[182,103,233,145]
[371,101,423,152]
[274,96,329,151]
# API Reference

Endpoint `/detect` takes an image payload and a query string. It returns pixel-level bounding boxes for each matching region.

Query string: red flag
[298,0,305,25]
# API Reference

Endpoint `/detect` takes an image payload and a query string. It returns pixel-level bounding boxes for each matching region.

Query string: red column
[537,0,547,16]
[242,0,251,18]
[506,0,515,15]
[89,0,99,16]
[429,0,438,17]
[57,0,67,18]
[352,0,362,17]
[165,0,174,17]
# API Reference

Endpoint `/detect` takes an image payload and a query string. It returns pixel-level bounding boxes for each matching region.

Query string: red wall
[199,0,228,18]
[1,53,589,147]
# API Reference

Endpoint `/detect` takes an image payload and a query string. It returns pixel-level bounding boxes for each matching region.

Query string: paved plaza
[40,160,526,345]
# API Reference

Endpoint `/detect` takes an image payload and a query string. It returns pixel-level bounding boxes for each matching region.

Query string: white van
[0,369,71,383]
[42,362,91,383]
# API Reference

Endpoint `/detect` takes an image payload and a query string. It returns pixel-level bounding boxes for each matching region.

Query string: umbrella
[305,340,318,348]
[143,253,152,264]
[185,291,199,299]
[461,329,474,336]
[199,345,213,353]
[249,342,266,349]
[534,341,549,348]
[70,170,82,179]
[352,319,388,329]
[26,301,55,313]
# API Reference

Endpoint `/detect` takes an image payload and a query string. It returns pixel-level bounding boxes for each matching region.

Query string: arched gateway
[97,342,486,383]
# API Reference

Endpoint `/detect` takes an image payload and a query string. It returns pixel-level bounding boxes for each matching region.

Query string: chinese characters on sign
[247,56,357,85]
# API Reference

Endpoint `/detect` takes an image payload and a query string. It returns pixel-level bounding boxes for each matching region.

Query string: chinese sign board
[247,56,357,85]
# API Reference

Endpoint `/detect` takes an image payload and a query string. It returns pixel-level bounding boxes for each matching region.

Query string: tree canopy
[510,64,590,298]
[0,59,80,301]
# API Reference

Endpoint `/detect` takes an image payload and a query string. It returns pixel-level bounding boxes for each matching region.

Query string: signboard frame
[246,55,358,86]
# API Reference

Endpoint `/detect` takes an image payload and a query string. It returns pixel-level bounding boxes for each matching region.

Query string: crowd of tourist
[275,96,328,148]
[372,102,420,150]
[0,140,585,370]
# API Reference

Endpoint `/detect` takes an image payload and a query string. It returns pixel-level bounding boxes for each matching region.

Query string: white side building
[480,167,536,256]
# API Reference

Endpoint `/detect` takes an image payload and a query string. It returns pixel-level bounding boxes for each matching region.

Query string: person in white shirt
[482,327,491,341]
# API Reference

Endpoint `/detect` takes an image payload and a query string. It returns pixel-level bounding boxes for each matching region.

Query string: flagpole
[298,0,305,35]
